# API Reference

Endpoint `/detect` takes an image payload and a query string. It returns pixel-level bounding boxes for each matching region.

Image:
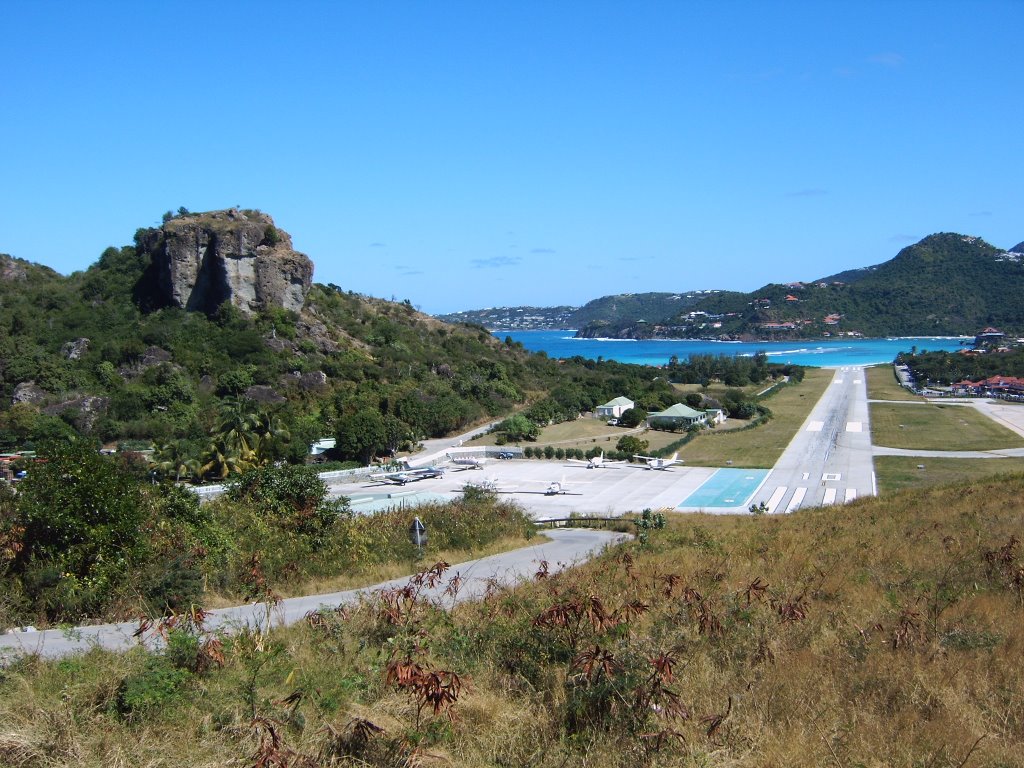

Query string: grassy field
[4,475,1022,766]
[870,401,1024,450]
[874,455,1024,493]
[865,364,924,401]
[467,416,635,449]
[674,368,833,467]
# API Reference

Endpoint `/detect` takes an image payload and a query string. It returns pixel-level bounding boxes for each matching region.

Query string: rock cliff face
[137,209,313,315]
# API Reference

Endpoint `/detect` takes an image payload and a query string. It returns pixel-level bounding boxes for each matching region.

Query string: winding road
[0,528,627,661]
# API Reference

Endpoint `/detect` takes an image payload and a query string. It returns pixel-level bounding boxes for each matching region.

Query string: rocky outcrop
[0,255,28,282]
[281,370,328,392]
[42,396,109,434]
[137,209,313,316]
[243,385,287,405]
[12,382,48,405]
[61,338,90,360]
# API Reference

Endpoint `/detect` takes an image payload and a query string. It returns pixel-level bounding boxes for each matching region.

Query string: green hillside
[437,291,716,331]
[0,215,757,482]
[576,233,1024,339]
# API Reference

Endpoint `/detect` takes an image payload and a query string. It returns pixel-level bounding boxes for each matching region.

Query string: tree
[335,410,387,464]
[496,413,539,442]
[616,435,648,456]
[617,407,648,429]
[151,440,200,483]
[685,393,703,409]
[15,439,146,614]
[227,464,346,546]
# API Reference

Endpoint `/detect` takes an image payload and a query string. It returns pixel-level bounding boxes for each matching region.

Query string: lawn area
[467,415,635,450]
[870,402,1024,450]
[468,370,830,464]
[866,365,924,401]
[672,380,766,398]
[675,368,833,468]
[874,455,1024,493]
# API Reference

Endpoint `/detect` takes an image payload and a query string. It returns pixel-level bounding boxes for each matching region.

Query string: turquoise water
[347,490,453,515]
[500,330,967,368]
[679,468,770,509]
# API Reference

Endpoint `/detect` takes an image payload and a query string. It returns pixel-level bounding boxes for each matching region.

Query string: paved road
[0,528,627,662]
[873,446,1024,458]
[747,366,876,513]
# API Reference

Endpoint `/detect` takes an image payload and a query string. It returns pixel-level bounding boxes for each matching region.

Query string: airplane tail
[670,452,678,461]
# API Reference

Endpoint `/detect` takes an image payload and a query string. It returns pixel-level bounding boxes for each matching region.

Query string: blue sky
[2,2,1021,314]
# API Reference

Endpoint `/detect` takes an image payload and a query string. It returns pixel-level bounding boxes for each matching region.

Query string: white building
[595,396,635,419]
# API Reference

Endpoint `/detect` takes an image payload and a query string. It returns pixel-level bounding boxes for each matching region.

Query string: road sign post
[409,516,427,551]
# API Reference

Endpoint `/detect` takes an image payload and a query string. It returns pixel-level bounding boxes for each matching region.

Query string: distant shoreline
[496,329,972,343]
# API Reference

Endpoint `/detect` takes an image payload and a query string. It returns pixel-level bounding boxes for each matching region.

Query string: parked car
[606,419,619,426]
[497,451,516,460]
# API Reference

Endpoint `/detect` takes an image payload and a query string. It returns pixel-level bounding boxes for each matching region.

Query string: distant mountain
[435,305,578,330]
[436,291,718,331]
[575,233,1024,339]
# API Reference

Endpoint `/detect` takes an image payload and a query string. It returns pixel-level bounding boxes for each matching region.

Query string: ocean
[497,331,968,368]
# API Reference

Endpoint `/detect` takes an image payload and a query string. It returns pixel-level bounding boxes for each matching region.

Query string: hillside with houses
[564,234,1024,340]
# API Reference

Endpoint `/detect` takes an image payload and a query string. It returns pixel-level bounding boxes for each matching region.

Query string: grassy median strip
[870,401,1024,451]
[874,456,1024,493]
[866,365,924,401]
[677,368,833,468]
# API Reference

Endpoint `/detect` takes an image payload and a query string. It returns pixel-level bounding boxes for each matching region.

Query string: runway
[744,366,876,513]
[325,367,878,518]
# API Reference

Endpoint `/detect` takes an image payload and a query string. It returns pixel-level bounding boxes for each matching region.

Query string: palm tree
[199,438,256,481]
[151,440,200,483]
[249,409,291,465]
[211,398,260,465]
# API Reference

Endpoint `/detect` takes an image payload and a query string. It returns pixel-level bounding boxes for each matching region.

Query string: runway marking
[846,421,862,432]
[854,379,862,384]
[807,421,824,432]
[823,488,837,505]
[801,472,809,480]
[765,486,788,514]
[844,488,857,502]
[786,487,807,513]
[823,473,841,481]
[833,380,844,385]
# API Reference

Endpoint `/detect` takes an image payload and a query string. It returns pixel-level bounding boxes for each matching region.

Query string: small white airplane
[520,474,588,495]
[633,452,684,470]
[369,463,446,485]
[446,453,487,470]
[567,451,624,470]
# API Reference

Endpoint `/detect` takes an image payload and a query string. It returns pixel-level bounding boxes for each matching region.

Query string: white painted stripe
[846,422,862,432]
[844,488,857,503]
[833,380,844,385]
[823,488,837,505]
[785,487,807,513]
[853,379,862,384]
[801,472,809,481]
[765,486,788,514]
[807,421,824,432]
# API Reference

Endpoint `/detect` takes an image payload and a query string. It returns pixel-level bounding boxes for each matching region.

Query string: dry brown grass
[3,475,1023,767]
